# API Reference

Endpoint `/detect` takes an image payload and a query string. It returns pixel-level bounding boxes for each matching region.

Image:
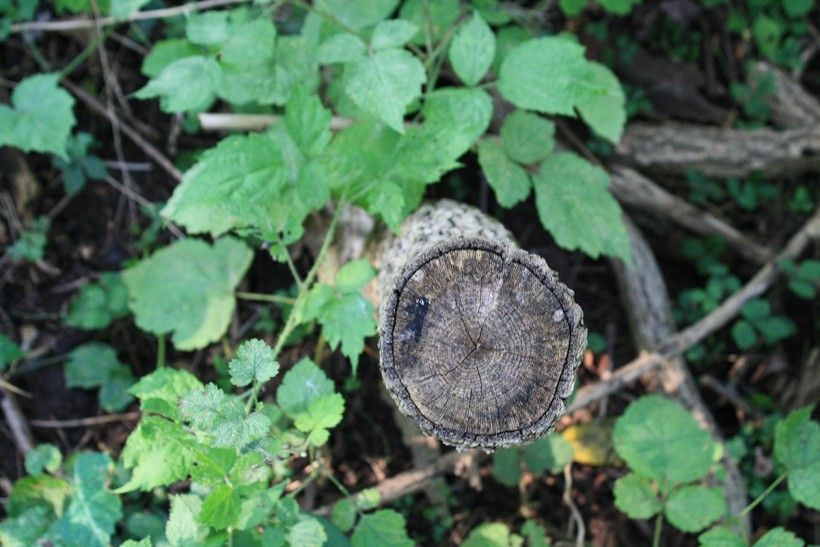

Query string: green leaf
[116,416,197,493]
[462,522,513,547]
[520,520,549,547]
[448,11,495,86]
[200,484,242,529]
[49,453,122,547]
[317,0,398,31]
[753,527,803,547]
[24,444,62,475]
[499,110,555,165]
[753,15,781,59]
[597,0,642,15]
[166,494,209,546]
[180,383,272,448]
[613,395,715,486]
[185,10,229,45]
[65,342,135,412]
[141,39,203,78]
[731,320,757,350]
[351,509,413,547]
[343,47,426,132]
[0,334,24,371]
[399,0,459,44]
[331,499,357,532]
[121,539,152,547]
[533,152,631,261]
[783,0,814,16]
[135,56,219,113]
[335,259,377,294]
[284,92,332,156]
[756,316,796,345]
[613,473,661,519]
[122,237,252,350]
[294,393,345,445]
[287,516,328,547]
[219,18,276,66]
[774,405,820,509]
[314,292,377,370]
[7,216,49,263]
[276,358,335,418]
[665,486,727,533]
[559,0,588,16]
[523,432,574,474]
[110,0,149,18]
[741,299,770,320]
[576,63,626,143]
[65,272,129,330]
[491,449,521,487]
[0,506,52,547]
[371,19,418,50]
[318,33,367,64]
[8,474,71,517]
[228,338,280,387]
[477,137,531,208]
[128,367,203,420]
[0,73,75,159]
[698,526,746,547]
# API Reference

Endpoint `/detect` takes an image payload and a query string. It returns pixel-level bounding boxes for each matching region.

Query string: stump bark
[378,200,586,449]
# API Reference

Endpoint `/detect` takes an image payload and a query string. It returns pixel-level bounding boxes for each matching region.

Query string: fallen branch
[198,112,353,133]
[10,0,249,33]
[610,165,772,264]
[749,62,820,129]
[616,123,820,178]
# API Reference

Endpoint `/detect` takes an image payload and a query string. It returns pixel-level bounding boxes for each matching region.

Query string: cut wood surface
[378,201,587,449]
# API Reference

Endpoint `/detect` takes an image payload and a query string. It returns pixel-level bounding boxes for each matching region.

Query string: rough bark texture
[616,122,820,178]
[749,62,820,129]
[379,200,587,449]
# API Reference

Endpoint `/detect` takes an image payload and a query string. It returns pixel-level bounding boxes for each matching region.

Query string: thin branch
[10,0,250,32]
[28,411,141,428]
[0,391,35,454]
[198,112,353,133]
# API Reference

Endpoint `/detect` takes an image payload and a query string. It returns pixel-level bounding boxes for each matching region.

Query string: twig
[10,0,250,32]
[198,112,353,133]
[700,375,762,419]
[0,391,35,454]
[610,166,773,264]
[562,464,585,547]
[28,411,141,428]
[62,80,183,182]
[104,176,185,238]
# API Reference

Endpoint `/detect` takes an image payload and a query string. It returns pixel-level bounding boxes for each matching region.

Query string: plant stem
[280,239,304,288]
[652,513,663,547]
[737,472,788,520]
[156,334,166,368]
[236,291,296,305]
[59,28,111,80]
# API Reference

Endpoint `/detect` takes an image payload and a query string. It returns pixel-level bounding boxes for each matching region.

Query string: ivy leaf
[180,383,271,448]
[613,395,715,486]
[0,334,24,372]
[287,516,328,547]
[613,473,661,519]
[523,432,574,474]
[533,152,631,261]
[351,509,414,547]
[318,33,367,64]
[200,485,242,530]
[65,343,135,412]
[371,19,418,50]
[122,237,253,350]
[166,494,209,546]
[24,444,62,476]
[575,63,626,143]
[317,0,398,31]
[65,272,129,330]
[128,367,203,421]
[115,416,197,493]
[135,56,220,113]
[294,393,345,446]
[49,453,122,547]
[228,339,280,387]
[276,358,335,418]
[664,486,727,533]
[499,110,555,165]
[477,137,531,208]
[343,48,426,133]
[448,11,495,86]
[491,449,522,487]
[0,73,76,159]
[774,405,820,509]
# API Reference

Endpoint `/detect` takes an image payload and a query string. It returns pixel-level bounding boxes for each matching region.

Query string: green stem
[280,238,304,288]
[288,0,364,39]
[59,28,111,80]
[236,291,296,305]
[156,334,166,368]
[652,513,663,547]
[738,472,788,520]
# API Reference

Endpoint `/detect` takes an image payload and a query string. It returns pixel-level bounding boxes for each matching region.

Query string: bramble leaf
[228,339,280,387]
[128,367,203,421]
[135,56,220,113]
[774,405,820,509]
[166,494,209,546]
[294,393,345,446]
[200,485,242,529]
[533,152,631,261]
[318,33,367,64]
[576,63,626,143]
[287,516,327,547]
[0,73,75,159]
[335,260,377,294]
[477,137,531,208]
[448,11,495,86]
[122,237,252,350]
[317,0,398,31]
[371,19,418,50]
[613,473,661,519]
[180,383,271,448]
[351,509,413,547]
[613,395,714,486]
[276,358,335,418]
[500,110,555,165]
[664,486,727,533]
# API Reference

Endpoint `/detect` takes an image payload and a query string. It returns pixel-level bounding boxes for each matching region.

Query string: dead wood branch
[0,391,34,454]
[749,62,820,129]
[610,166,772,264]
[616,123,820,178]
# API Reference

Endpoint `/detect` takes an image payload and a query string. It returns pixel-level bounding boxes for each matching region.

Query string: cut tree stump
[378,200,587,449]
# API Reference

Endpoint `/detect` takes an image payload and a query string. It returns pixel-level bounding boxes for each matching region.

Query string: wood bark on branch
[749,62,820,129]
[616,122,820,178]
